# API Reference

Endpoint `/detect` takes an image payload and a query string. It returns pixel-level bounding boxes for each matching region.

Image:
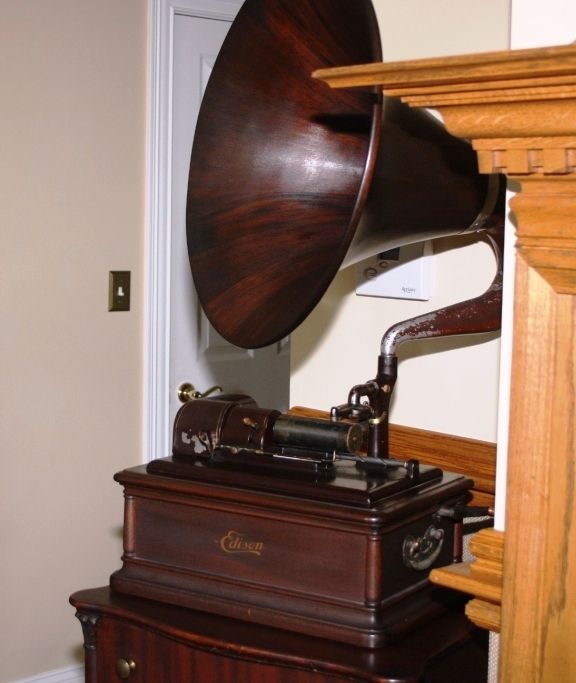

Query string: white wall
[511,0,576,47]
[291,0,512,443]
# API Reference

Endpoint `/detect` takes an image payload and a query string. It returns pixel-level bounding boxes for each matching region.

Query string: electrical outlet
[355,242,432,301]
[108,271,131,311]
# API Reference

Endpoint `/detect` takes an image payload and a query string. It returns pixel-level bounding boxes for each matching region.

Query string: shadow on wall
[291,231,501,375]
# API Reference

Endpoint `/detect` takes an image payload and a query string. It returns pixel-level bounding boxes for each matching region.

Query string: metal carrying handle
[177,382,223,403]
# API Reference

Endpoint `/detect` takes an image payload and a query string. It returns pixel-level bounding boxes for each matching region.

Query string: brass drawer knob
[115,658,136,679]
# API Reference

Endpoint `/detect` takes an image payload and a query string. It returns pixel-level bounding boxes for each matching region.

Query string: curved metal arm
[381,226,504,357]
[331,225,505,463]
[370,226,504,460]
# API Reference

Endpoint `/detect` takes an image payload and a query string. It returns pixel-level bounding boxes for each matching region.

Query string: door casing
[144,0,243,462]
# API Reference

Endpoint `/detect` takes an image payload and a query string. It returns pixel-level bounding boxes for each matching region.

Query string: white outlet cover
[355,242,433,301]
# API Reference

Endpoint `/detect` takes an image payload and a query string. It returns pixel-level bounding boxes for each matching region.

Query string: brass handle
[115,658,136,679]
[177,382,223,403]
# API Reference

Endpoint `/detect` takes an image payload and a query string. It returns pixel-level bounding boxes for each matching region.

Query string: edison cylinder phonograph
[110,0,504,648]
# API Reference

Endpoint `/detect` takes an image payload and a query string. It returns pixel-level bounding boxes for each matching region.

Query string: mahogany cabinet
[71,587,487,683]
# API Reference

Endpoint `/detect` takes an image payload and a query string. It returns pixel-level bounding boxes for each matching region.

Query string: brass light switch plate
[109,271,131,311]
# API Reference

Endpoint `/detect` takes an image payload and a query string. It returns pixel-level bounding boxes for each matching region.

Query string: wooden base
[110,461,471,648]
[71,586,488,683]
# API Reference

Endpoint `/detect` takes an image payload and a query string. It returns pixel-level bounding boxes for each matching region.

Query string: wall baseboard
[9,665,84,683]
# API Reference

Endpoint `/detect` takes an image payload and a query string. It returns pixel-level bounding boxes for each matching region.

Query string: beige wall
[0,2,147,680]
[291,0,512,442]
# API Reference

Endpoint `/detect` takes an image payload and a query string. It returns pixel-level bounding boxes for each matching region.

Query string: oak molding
[315,44,576,681]
[430,528,504,632]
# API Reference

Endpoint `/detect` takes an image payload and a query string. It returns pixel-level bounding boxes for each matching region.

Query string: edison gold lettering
[220,530,264,556]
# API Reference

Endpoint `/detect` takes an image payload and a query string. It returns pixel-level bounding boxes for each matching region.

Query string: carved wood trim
[431,528,503,632]
[312,44,576,91]
[509,177,576,293]
[75,610,100,683]
[314,44,576,681]
[76,610,100,651]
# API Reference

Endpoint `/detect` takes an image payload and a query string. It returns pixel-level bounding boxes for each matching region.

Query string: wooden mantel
[315,44,576,682]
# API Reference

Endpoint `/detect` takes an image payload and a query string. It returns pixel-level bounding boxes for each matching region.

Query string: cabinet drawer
[72,587,487,683]
[95,617,341,683]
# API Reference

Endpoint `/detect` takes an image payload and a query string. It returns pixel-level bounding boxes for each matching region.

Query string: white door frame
[144,0,242,462]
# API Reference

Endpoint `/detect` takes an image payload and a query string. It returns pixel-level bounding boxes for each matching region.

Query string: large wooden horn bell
[187,0,503,350]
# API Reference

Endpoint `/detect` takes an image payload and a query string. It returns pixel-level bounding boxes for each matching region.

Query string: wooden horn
[187,0,504,349]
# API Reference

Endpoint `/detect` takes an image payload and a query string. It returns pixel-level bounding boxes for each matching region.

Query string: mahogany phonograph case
[110,0,504,649]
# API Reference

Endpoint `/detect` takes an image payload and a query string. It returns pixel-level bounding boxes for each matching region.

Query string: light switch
[109,271,131,311]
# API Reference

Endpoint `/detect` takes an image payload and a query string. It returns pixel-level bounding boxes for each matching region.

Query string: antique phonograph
[110,0,504,649]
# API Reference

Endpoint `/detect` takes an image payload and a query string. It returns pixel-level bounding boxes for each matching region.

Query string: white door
[170,9,290,425]
[146,1,290,460]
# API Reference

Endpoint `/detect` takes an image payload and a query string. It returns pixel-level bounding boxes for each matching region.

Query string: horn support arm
[381,227,504,357]
[332,226,504,462]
